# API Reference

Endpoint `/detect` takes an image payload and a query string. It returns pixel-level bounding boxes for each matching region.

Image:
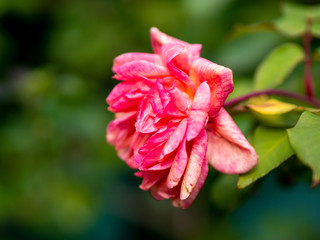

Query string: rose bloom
[107,28,258,208]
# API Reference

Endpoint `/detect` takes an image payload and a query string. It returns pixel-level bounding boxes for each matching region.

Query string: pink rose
[107,27,258,208]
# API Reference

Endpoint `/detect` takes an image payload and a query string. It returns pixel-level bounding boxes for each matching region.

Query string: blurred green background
[1,0,320,239]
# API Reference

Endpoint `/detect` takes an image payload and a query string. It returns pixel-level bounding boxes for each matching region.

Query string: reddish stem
[224,89,320,108]
[303,18,315,98]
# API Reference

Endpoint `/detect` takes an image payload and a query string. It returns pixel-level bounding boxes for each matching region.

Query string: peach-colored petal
[180,129,207,200]
[172,157,208,209]
[113,52,163,72]
[168,81,192,112]
[190,58,233,117]
[206,108,258,174]
[114,60,169,81]
[161,43,197,91]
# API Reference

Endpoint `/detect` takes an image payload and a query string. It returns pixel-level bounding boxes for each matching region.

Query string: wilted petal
[114,60,169,81]
[113,52,163,72]
[180,129,207,200]
[206,108,258,174]
[190,58,233,117]
[172,157,208,209]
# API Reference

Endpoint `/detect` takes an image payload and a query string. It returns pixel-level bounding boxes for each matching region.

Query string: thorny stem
[303,18,315,98]
[224,89,320,108]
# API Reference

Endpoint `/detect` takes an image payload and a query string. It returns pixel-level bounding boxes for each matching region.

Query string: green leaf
[254,43,304,90]
[274,3,308,37]
[273,3,320,37]
[287,111,320,186]
[237,126,294,189]
[312,21,320,38]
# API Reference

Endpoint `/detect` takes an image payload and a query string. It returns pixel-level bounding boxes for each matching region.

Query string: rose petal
[109,90,145,112]
[113,52,163,72]
[130,132,150,156]
[186,110,208,141]
[114,60,169,81]
[180,129,207,200]
[168,82,192,112]
[191,81,211,112]
[206,108,258,174]
[161,43,197,91]
[162,118,188,157]
[190,58,233,117]
[106,111,136,146]
[107,82,136,106]
[150,27,191,55]
[150,177,180,200]
[146,157,174,171]
[166,138,188,189]
[172,156,208,209]
[139,170,167,191]
[135,97,158,133]
[150,27,202,74]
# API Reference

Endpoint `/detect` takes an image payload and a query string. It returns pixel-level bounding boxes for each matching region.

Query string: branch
[303,18,315,98]
[224,89,320,108]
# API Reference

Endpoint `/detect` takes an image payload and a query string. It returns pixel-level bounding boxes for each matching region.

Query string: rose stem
[224,89,320,108]
[303,18,315,98]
